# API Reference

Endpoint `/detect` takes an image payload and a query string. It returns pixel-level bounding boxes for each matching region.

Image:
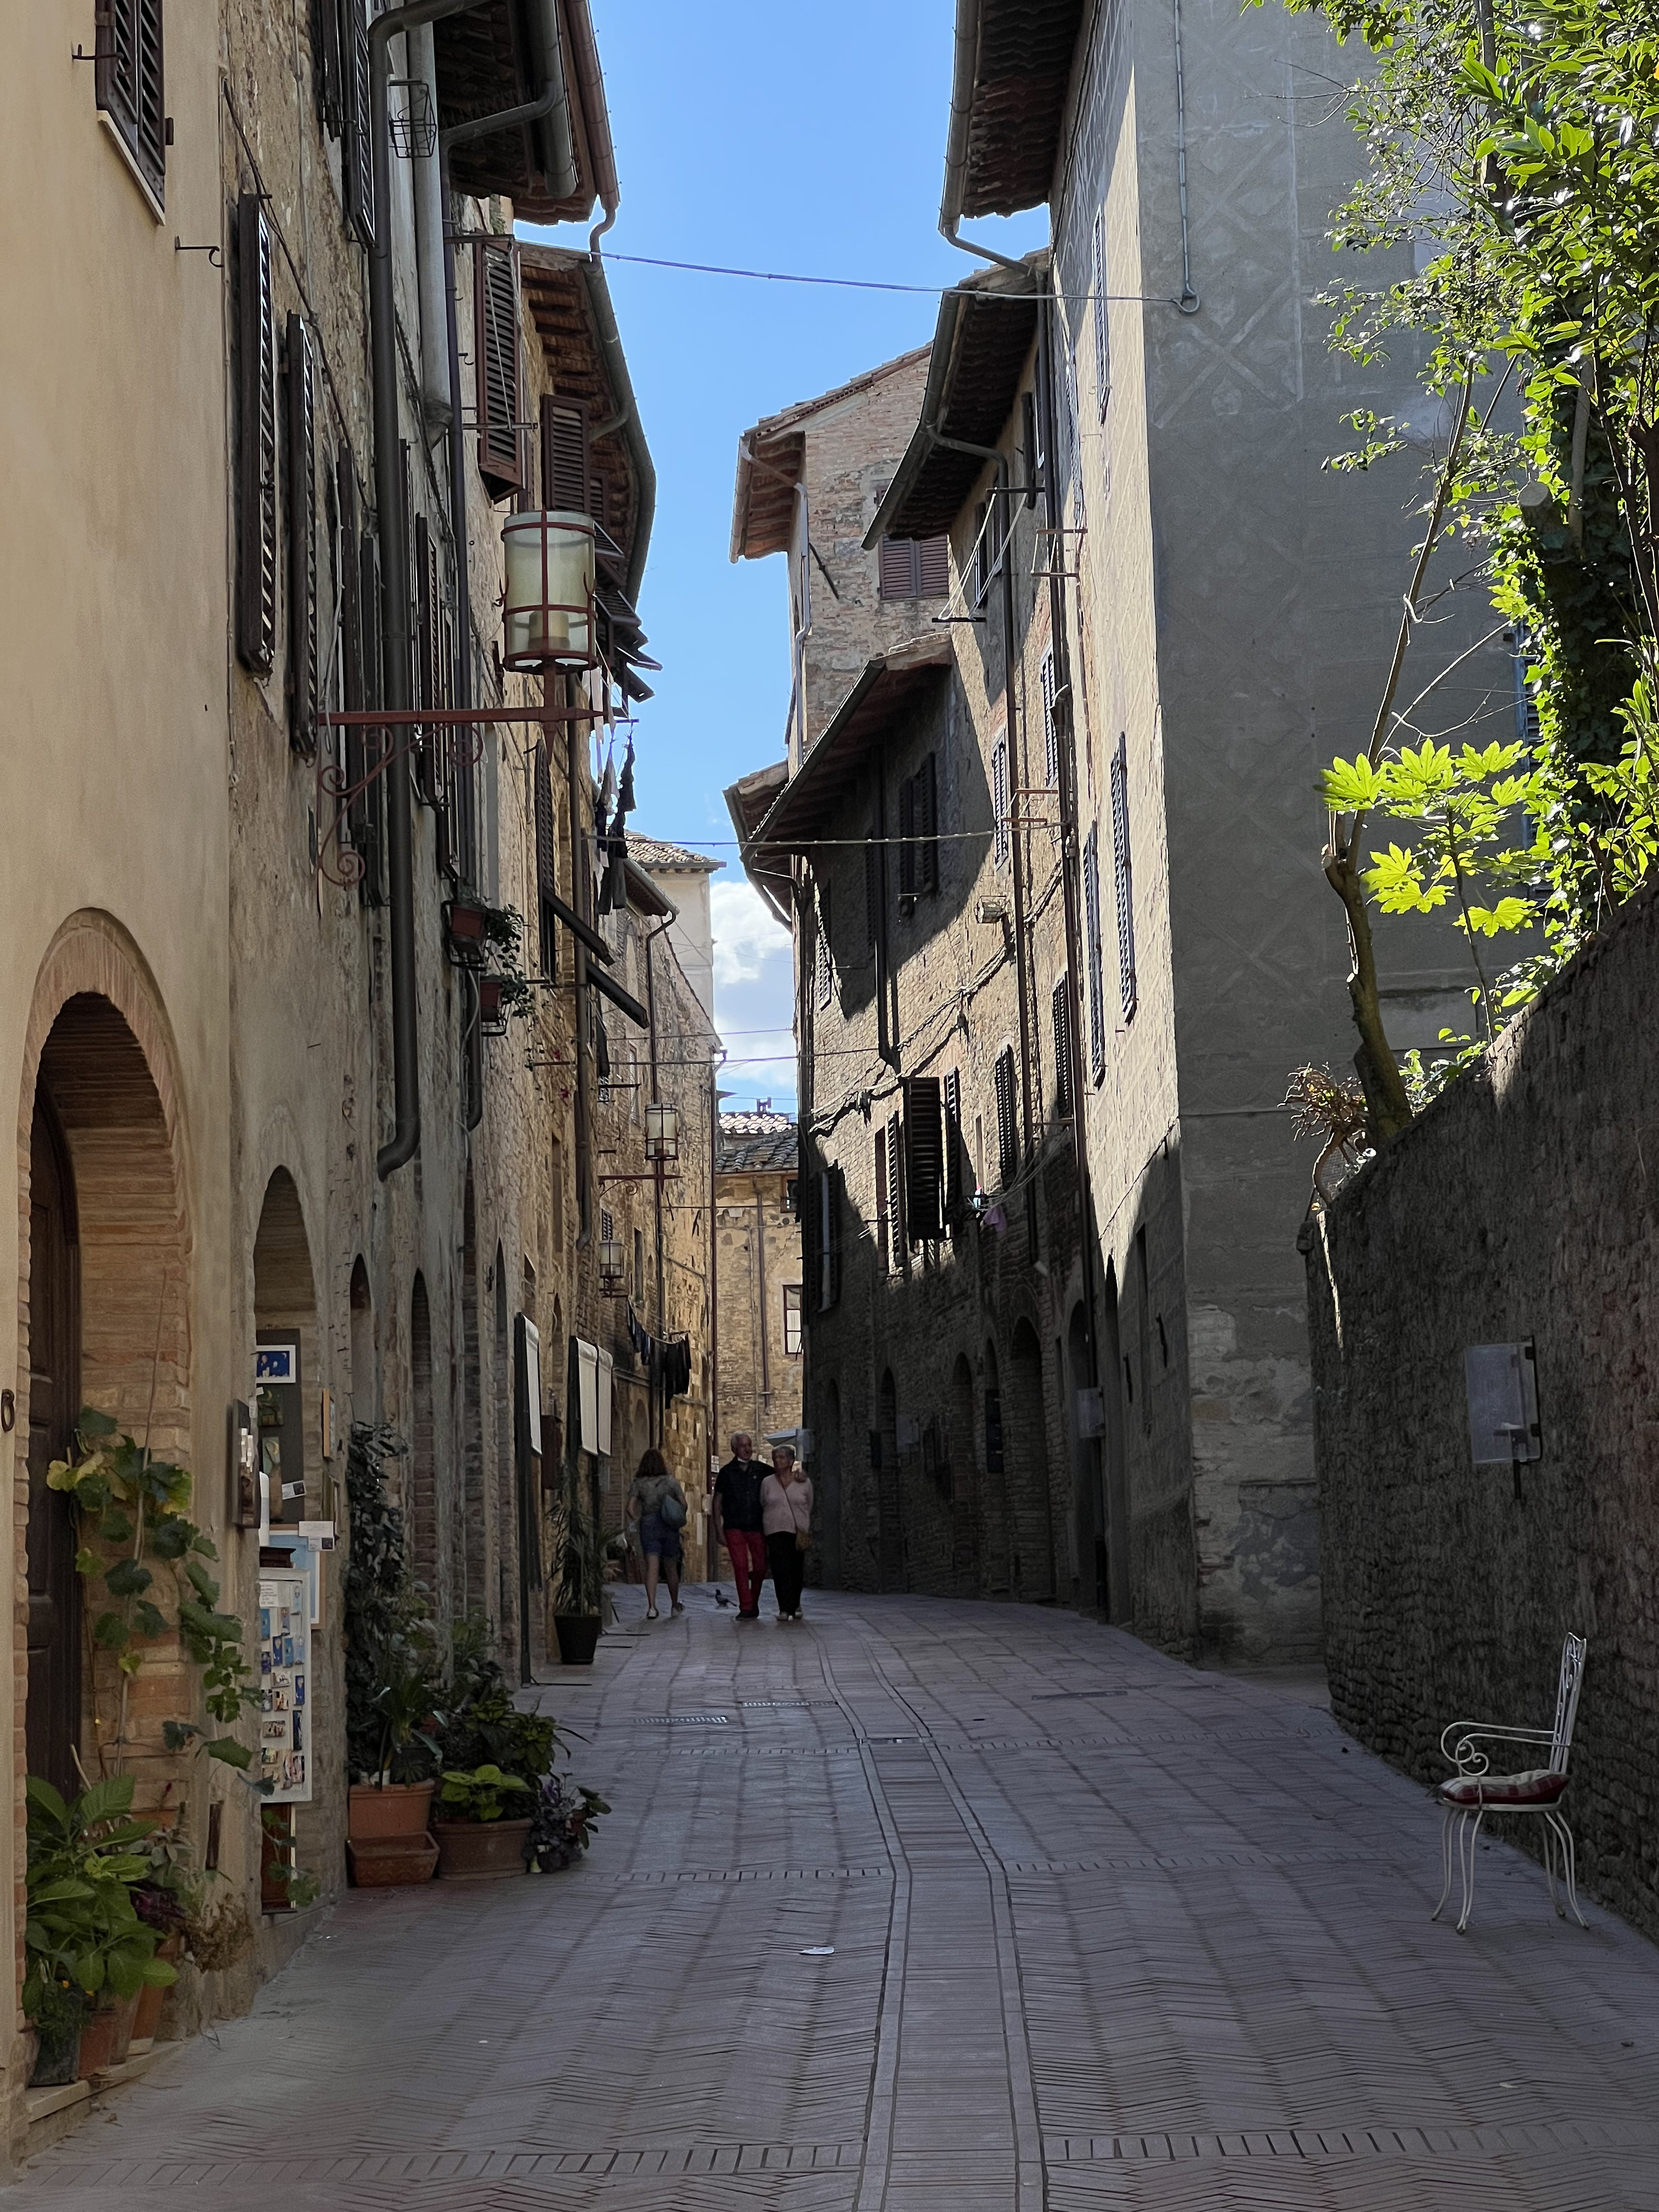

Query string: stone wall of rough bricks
[1305,883,1659,1942]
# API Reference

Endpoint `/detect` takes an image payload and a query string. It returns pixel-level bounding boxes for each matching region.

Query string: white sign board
[256,1568,312,1803]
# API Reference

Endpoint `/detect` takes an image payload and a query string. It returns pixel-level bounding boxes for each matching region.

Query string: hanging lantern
[644,1102,680,1162]
[501,510,596,670]
[597,1238,626,1294]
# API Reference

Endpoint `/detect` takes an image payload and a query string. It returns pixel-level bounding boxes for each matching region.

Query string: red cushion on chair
[1438,1767,1569,1808]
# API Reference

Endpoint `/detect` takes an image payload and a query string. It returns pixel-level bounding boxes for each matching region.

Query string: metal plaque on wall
[1464,1340,1542,1466]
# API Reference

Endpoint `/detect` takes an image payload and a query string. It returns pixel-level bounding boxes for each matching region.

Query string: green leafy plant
[48,1408,259,1777]
[554,1477,604,1618]
[343,1422,446,1785]
[528,1773,611,1872]
[24,1776,179,2018]
[437,1765,533,1824]
[438,1623,562,1780]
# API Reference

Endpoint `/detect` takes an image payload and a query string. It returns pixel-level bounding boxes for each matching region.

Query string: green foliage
[528,1773,611,1872]
[554,1469,604,1618]
[48,1411,259,1769]
[23,1776,179,2015]
[438,1765,533,1824]
[343,1422,445,1784]
[439,1623,562,1781]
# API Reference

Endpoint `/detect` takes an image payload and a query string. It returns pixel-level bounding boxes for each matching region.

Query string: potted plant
[432,1766,533,1878]
[554,1481,604,1666]
[348,1641,445,1843]
[23,1775,177,2085]
[528,1774,611,1873]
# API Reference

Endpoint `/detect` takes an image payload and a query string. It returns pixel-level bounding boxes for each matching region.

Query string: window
[994,1046,1019,1188]
[812,1169,842,1311]
[943,1068,963,1223]
[782,1285,803,1357]
[874,1126,890,1275]
[236,195,278,676]
[1092,205,1112,415]
[634,1228,645,1302]
[1110,733,1138,1019]
[815,883,834,1008]
[541,395,590,514]
[992,733,1010,869]
[1083,826,1106,1082]
[898,755,938,901]
[784,1177,799,1217]
[286,315,319,755]
[474,238,522,498]
[1509,627,1542,747]
[878,535,951,599]
[886,1111,904,1267]
[1040,649,1058,792]
[901,1077,943,1243]
[97,0,166,206]
[1021,389,1041,509]
[1052,977,1074,1119]
[341,0,375,246]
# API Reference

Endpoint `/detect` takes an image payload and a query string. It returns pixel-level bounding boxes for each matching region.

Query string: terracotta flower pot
[77,1992,139,2078]
[554,1614,602,1665]
[348,1779,437,1844]
[347,1834,440,1887]
[130,1936,182,2044]
[434,1817,532,1880]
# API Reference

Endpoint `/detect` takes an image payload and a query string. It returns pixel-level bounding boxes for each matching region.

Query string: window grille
[98,0,167,204]
[782,1286,803,1356]
[992,734,1010,869]
[1040,649,1058,791]
[1110,733,1138,1019]
[1052,977,1074,1118]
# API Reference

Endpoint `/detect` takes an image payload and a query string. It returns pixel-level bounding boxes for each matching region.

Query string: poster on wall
[257,1566,312,1803]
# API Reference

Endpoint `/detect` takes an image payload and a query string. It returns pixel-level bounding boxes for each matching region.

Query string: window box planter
[433,1817,532,1880]
[445,901,488,964]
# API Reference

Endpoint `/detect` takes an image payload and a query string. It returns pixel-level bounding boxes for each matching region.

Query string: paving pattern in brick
[13,1591,1659,2209]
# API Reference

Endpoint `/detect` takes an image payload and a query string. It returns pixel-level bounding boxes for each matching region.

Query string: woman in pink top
[760,1445,813,1623]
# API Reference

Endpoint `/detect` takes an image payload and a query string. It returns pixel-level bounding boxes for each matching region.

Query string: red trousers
[723,1527,767,1614]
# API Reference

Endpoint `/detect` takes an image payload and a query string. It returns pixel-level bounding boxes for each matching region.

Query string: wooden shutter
[342,0,374,245]
[942,1069,963,1222]
[878,538,919,601]
[474,239,522,497]
[992,734,1009,868]
[886,1111,904,1266]
[874,1128,889,1275]
[237,195,278,675]
[541,397,590,514]
[1110,734,1138,1018]
[994,1047,1018,1187]
[1052,978,1074,1118]
[286,315,318,753]
[356,528,385,902]
[98,0,166,204]
[316,0,345,138]
[534,740,558,978]
[1040,650,1058,790]
[825,1168,842,1309]
[902,1077,942,1243]
[898,775,916,897]
[413,514,436,800]
[1083,825,1106,1081]
[916,536,950,597]
[815,884,833,1008]
[917,754,938,894]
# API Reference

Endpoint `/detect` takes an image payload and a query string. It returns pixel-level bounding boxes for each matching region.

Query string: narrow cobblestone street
[14,1591,1659,2211]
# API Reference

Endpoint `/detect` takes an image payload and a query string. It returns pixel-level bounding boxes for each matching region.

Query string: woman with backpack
[626,1447,689,1621]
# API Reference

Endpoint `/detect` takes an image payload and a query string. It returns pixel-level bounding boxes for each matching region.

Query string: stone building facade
[2,0,662,2159]
[730,0,1515,1662]
[713,1114,803,1462]
[1304,883,1659,1945]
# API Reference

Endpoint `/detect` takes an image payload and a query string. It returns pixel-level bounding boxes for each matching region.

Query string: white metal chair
[1432,1631,1588,1933]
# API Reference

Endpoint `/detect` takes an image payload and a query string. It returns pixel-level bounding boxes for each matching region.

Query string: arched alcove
[877,1369,901,1590]
[349,1256,375,1428]
[1008,1318,1055,1601]
[253,1170,320,1530]
[947,1354,979,1592]
[982,1338,1011,1597]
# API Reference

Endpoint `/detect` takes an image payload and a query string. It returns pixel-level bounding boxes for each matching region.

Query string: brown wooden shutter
[874,1128,889,1275]
[98,0,166,204]
[534,740,557,977]
[916,536,951,597]
[316,0,345,138]
[994,1046,1018,1186]
[474,239,522,497]
[342,0,374,245]
[356,528,385,902]
[878,537,918,601]
[902,1077,942,1243]
[886,1110,904,1264]
[286,315,318,753]
[898,775,916,896]
[540,396,590,514]
[237,195,278,675]
[1052,977,1074,1118]
[917,753,938,894]
[942,1068,963,1222]
[815,883,833,1008]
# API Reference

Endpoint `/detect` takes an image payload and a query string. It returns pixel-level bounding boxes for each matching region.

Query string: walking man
[713,1432,768,1619]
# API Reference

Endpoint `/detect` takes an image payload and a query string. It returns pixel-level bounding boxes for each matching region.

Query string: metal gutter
[938,0,1026,272]
[581,255,655,603]
[441,0,577,199]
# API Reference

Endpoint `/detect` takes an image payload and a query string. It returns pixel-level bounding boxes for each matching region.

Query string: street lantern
[644,1102,680,1162]
[597,1238,626,1294]
[501,509,596,670]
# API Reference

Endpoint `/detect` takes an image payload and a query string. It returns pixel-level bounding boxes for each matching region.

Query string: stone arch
[253,1169,319,1530]
[982,1338,1011,1596]
[349,1255,375,1427]
[947,1353,979,1592]
[16,916,193,1808]
[1008,1317,1055,1601]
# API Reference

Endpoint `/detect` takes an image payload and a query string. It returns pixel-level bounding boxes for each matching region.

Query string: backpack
[659,1488,687,1530]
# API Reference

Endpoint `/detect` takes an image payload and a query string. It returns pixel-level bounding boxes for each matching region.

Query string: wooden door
[27,1095,81,1798]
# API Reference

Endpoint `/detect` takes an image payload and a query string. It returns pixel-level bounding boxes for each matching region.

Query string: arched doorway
[349,1256,375,1427]
[22,978,190,1797]
[1008,1319,1056,1601]
[1102,1260,1131,1622]
[1069,1301,1106,1614]
[461,1177,484,1617]
[26,1093,81,1798]
[982,1339,1011,1597]
[817,1379,842,1588]
[947,1354,978,1592]
[876,1369,901,1591]
[253,1171,319,1531]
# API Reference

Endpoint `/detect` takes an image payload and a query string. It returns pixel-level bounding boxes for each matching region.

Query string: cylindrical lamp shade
[598,1239,625,1291]
[502,510,596,670]
[644,1103,680,1162]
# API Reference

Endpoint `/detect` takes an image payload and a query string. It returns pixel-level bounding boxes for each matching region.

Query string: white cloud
[709,878,791,989]
[708,878,797,1112]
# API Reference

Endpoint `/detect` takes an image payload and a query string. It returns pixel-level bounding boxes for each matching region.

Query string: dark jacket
[713,1457,766,1533]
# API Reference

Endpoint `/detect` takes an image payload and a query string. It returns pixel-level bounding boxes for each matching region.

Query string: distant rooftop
[628,834,723,875]
[719,1112,797,1175]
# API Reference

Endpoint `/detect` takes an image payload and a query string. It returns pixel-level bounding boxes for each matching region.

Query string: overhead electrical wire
[593,249,1170,308]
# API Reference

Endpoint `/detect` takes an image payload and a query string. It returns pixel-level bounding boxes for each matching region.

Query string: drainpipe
[565,682,593,1244]
[408,26,452,424]
[577,256,656,605]
[371,0,496,1177]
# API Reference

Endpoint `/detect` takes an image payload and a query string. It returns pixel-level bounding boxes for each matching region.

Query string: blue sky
[524,0,1045,1111]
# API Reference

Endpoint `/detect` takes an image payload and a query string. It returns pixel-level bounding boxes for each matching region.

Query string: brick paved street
[13,1590,1659,2210]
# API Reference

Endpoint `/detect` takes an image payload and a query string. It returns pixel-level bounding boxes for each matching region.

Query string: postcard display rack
[257,1567,312,1802]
